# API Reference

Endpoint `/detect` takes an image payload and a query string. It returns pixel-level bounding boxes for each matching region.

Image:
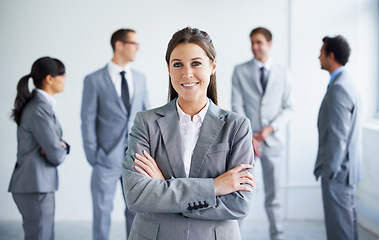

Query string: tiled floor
[0,219,378,240]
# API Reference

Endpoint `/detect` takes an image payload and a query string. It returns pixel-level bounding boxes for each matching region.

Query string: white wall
[0,0,378,233]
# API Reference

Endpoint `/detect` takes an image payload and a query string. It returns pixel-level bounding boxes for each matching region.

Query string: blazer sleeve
[29,103,67,166]
[181,118,254,220]
[81,75,98,166]
[123,113,254,220]
[321,85,354,180]
[269,68,294,131]
[231,66,247,116]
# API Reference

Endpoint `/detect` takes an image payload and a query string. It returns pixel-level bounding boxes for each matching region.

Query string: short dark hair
[165,27,218,105]
[110,29,136,52]
[322,35,351,66]
[250,27,272,42]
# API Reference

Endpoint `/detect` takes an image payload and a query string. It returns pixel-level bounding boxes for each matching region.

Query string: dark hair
[322,35,351,66]
[11,57,65,125]
[250,27,272,42]
[110,28,136,52]
[165,27,217,105]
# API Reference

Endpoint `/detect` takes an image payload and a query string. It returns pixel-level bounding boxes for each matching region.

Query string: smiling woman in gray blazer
[9,57,70,240]
[122,27,255,240]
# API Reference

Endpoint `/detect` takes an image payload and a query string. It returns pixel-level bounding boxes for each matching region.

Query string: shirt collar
[176,98,209,124]
[108,60,131,75]
[35,88,57,110]
[253,58,272,71]
[328,66,345,86]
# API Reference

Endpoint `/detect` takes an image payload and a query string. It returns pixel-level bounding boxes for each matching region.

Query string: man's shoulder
[234,59,254,70]
[85,65,107,79]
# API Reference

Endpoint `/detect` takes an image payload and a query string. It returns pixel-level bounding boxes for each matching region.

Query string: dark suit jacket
[9,90,68,193]
[123,99,254,240]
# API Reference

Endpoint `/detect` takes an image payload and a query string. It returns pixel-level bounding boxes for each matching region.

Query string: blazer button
[193,202,199,210]
[203,201,209,208]
[187,203,193,211]
[198,201,204,208]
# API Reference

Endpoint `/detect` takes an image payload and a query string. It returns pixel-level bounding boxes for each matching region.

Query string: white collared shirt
[107,60,134,99]
[176,99,209,177]
[253,58,272,91]
[35,88,57,111]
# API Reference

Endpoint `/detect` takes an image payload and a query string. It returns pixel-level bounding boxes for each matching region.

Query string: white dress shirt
[253,58,272,92]
[35,88,57,111]
[176,99,209,177]
[107,60,134,100]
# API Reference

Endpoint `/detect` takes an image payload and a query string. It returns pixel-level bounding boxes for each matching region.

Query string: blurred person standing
[81,28,150,240]
[9,56,70,240]
[315,35,361,240]
[231,27,293,240]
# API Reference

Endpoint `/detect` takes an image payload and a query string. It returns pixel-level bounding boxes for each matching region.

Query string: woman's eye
[173,62,183,68]
[192,61,201,66]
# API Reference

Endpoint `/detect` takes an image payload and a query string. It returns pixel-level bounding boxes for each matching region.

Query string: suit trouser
[12,192,55,240]
[91,164,136,240]
[321,178,357,240]
[260,146,284,240]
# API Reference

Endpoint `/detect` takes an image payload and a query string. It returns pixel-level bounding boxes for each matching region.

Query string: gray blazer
[81,65,149,168]
[314,71,362,185]
[122,100,254,240]
[232,59,293,149]
[9,91,68,193]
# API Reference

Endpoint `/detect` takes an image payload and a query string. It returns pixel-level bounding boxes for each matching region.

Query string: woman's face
[49,75,66,95]
[168,43,216,105]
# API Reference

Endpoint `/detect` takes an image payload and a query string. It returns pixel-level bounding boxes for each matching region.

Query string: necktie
[120,71,130,113]
[260,67,267,93]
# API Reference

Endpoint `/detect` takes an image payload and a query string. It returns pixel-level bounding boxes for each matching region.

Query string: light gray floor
[1,219,378,240]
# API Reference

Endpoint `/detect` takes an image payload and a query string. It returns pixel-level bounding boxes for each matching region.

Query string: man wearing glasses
[81,28,150,240]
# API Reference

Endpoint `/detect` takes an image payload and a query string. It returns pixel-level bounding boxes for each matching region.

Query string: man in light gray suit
[315,35,361,240]
[231,27,293,240]
[81,28,150,240]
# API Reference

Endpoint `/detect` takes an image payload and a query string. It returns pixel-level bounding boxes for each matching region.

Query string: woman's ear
[211,59,217,74]
[44,75,53,86]
[167,63,171,74]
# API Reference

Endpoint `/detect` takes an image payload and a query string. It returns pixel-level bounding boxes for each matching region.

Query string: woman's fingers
[134,165,151,179]
[134,151,165,180]
[214,164,255,196]
[239,175,255,189]
[142,150,159,167]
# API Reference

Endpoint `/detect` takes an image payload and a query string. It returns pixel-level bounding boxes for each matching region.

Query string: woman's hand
[134,150,165,180]
[214,164,254,196]
[252,136,262,157]
[60,141,67,149]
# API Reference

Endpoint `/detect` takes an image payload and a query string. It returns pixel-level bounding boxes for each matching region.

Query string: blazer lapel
[102,65,127,115]
[248,59,263,95]
[156,100,187,178]
[189,102,225,178]
[265,63,277,93]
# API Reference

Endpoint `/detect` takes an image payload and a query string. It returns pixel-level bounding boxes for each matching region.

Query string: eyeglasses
[121,40,139,47]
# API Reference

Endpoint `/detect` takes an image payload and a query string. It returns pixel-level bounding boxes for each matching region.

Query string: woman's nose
[182,66,194,79]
